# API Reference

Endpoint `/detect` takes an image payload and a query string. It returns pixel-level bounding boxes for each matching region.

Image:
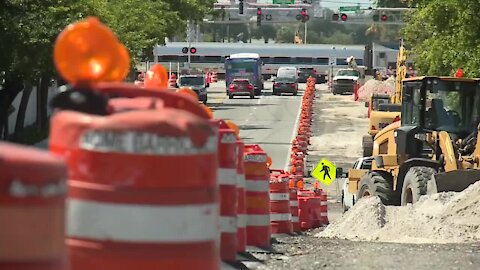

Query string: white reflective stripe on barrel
[321,212,328,217]
[269,193,289,201]
[246,214,270,226]
[237,174,246,188]
[217,168,237,186]
[237,214,247,228]
[245,180,269,192]
[220,216,237,233]
[291,216,299,222]
[321,201,327,206]
[289,200,298,207]
[67,199,218,242]
[270,213,292,222]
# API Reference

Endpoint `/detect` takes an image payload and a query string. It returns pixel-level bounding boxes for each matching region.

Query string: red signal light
[257,8,262,16]
[341,13,348,21]
[381,14,388,21]
[301,9,307,16]
[190,47,197,54]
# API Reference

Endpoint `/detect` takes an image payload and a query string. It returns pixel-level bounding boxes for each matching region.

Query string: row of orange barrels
[0,81,321,270]
[269,169,329,234]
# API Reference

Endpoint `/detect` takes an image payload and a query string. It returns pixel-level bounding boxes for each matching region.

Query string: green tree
[402,0,480,77]
[251,25,277,43]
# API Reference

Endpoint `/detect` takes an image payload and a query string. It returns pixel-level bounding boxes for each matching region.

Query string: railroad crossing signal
[332,13,348,21]
[182,47,197,54]
[373,14,389,22]
[296,8,309,23]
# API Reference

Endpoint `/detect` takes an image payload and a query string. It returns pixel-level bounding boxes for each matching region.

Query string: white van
[276,66,298,80]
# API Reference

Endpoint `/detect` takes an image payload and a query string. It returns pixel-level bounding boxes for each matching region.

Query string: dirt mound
[317,182,480,244]
[357,78,396,102]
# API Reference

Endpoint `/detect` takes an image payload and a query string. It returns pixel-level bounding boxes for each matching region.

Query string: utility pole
[187,20,191,69]
[304,21,307,44]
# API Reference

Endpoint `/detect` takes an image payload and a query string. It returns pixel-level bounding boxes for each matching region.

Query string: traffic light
[373,13,388,22]
[340,13,348,21]
[332,13,339,21]
[239,0,244,15]
[300,8,309,23]
[182,47,188,54]
[266,14,272,21]
[190,47,197,54]
[257,8,262,26]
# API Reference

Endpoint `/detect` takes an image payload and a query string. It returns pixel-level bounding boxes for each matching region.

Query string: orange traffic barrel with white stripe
[289,187,300,232]
[0,142,68,270]
[244,144,271,248]
[49,107,220,270]
[320,189,329,225]
[212,119,238,261]
[236,140,247,253]
[269,179,293,235]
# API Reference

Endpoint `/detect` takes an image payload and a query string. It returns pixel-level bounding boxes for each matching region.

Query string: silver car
[178,75,208,104]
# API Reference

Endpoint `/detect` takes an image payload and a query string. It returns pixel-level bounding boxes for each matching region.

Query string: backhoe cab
[350,76,480,206]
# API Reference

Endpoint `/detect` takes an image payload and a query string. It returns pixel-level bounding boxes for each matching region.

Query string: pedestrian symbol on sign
[311,158,336,186]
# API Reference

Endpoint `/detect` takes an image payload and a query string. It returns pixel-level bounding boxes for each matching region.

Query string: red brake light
[290,83,296,87]
[229,84,236,89]
[247,84,253,89]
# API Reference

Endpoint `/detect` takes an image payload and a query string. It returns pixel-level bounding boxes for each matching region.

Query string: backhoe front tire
[362,135,374,157]
[401,166,436,206]
[357,172,396,205]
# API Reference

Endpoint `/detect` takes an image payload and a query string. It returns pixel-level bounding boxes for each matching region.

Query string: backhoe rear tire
[362,135,374,157]
[357,172,396,205]
[401,166,436,206]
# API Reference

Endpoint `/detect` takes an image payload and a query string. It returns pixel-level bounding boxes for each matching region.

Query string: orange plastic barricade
[289,187,300,232]
[49,85,220,270]
[236,140,247,253]
[244,144,271,248]
[269,178,293,235]
[319,189,329,225]
[212,119,238,261]
[0,142,68,270]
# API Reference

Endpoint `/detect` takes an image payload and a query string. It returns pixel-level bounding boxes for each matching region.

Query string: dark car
[178,75,208,104]
[273,77,298,96]
[298,67,318,83]
[228,79,255,99]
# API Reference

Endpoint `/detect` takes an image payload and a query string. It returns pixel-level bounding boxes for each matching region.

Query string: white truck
[331,56,365,95]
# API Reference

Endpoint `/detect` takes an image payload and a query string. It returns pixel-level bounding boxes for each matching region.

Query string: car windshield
[337,70,360,77]
[179,76,204,86]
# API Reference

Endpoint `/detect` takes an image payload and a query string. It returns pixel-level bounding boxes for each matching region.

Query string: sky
[320,0,375,10]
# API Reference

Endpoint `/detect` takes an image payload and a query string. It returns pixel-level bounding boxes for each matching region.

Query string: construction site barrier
[49,83,220,270]
[269,177,293,235]
[213,119,238,262]
[0,142,68,270]
[289,187,300,232]
[236,140,247,253]
[244,144,271,248]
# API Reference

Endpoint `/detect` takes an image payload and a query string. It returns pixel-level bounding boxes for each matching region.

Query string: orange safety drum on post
[0,142,68,270]
[212,119,238,261]
[50,98,220,269]
[243,144,271,248]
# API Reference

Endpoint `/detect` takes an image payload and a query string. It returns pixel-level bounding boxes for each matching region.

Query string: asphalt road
[210,81,303,170]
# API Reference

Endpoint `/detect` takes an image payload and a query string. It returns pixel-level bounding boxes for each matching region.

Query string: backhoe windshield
[424,80,480,134]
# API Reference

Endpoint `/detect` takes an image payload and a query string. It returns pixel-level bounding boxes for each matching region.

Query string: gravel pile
[357,77,396,101]
[317,181,480,244]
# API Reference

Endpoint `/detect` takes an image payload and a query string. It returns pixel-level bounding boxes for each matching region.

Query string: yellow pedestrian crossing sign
[311,158,336,185]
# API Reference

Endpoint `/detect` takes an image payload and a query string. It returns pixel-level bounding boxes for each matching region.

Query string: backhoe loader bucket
[427,170,480,194]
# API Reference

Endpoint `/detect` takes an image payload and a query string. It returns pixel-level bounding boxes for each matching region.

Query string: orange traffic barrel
[289,187,300,232]
[235,140,247,253]
[244,144,271,248]
[50,107,220,269]
[0,142,68,270]
[212,119,238,261]
[269,177,293,235]
[319,189,329,225]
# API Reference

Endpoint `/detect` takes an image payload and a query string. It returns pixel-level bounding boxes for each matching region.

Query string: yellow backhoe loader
[350,76,480,206]
[361,41,406,156]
